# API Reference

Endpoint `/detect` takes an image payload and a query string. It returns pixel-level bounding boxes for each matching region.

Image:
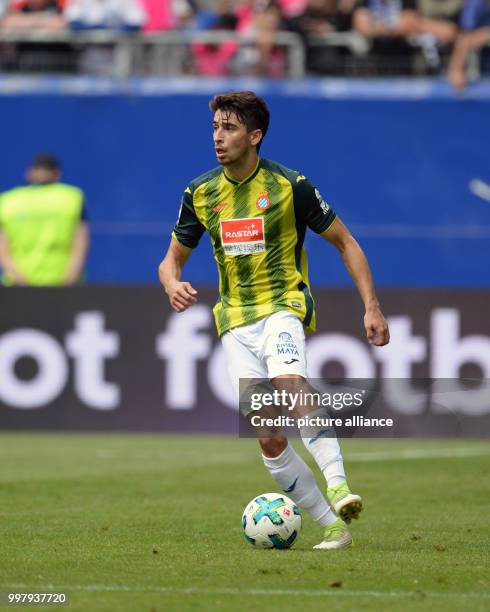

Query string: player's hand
[10,272,28,286]
[364,306,389,346]
[62,272,79,286]
[448,67,467,91]
[165,280,198,312]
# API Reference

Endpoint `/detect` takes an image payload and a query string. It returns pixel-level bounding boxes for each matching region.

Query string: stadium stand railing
[0,30,305,78]
[0,30,487,79]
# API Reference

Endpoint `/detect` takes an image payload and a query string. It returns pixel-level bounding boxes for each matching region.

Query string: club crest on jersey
[256,192,271,211]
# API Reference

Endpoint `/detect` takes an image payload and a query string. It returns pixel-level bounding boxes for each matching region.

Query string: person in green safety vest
[0,153,89,286]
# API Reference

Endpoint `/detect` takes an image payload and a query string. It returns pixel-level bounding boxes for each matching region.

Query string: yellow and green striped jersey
[172,158,336,337]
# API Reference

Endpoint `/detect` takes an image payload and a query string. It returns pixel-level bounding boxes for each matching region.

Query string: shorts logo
[256,192,271,211]
[276,331,300,357]
[220,217,265,256]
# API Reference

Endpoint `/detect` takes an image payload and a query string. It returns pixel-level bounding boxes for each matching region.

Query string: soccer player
[159,91,390,550]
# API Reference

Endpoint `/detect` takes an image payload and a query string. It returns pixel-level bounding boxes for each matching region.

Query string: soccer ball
[241,493,301,549]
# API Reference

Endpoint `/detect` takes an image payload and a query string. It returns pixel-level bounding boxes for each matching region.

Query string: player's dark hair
[31,153,61,171]
[209,91,270,152]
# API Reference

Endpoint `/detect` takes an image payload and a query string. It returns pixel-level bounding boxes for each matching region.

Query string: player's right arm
[0,191,27,285]
[0,231,28,285]
[158,185,205,312]
[159,238,198,312]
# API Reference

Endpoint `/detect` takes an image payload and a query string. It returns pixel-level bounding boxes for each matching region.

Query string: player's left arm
[64,194,90,285]
[321,217,390,346]
[64,221,90,285]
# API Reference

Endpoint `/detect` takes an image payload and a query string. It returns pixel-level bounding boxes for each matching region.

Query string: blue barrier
[1,77,489,286]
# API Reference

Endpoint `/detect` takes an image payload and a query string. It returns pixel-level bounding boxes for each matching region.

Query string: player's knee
[258,436,288,458]
[272,374,307,396]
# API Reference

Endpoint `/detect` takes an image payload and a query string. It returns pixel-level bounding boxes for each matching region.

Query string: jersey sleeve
[293,176,337,234]
[172,187,206,249]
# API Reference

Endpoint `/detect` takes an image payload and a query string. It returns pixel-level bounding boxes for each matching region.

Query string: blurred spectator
[354,0,459,70]
[448,0,490,89]
[64,0,147,31]
[278,0,308,18]
[354,1,461,45]
[141,0,195,31]
[337,0,360,29]
[417,0,460,41]
[233,0,287,77]
[418,0,462,23]
[141,0,175,30]
[279,0,359,21]
[0,1,73,73]
[0,0,66,31]
[196,0,236,29]
[353,0,419,72]
[194,0,286,77]
[414,0,460,68]
[290,0,358,36]
[172,0,196,28]
[0,0,9,19]
[193,0,238,76]
[0,154,89,286]
[290,0,337,36]
[289,0,359,73]
[64,0,147,75]
[353,1,419,40]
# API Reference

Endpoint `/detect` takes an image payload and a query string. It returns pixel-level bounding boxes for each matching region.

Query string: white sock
[299,411,346,487]
[262,444,336,527]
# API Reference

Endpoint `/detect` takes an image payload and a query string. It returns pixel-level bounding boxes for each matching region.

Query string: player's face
[213,110,256,166]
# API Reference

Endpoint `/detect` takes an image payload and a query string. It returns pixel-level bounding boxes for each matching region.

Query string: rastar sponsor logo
[220,217,265,256]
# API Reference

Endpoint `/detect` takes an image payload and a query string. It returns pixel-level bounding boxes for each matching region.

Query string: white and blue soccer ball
[242,493,302,549]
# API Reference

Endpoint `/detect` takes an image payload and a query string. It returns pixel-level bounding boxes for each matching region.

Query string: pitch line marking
[2,584,489,600]
[92,447,490,462]
[347,447,490,462]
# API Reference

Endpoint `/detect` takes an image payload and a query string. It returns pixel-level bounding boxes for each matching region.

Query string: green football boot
[313,517,353,550]
[327,482,363,524]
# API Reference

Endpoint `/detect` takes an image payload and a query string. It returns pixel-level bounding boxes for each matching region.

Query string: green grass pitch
[0,434,489,611]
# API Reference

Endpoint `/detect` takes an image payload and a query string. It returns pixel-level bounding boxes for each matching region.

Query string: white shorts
[221,311,307,404]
